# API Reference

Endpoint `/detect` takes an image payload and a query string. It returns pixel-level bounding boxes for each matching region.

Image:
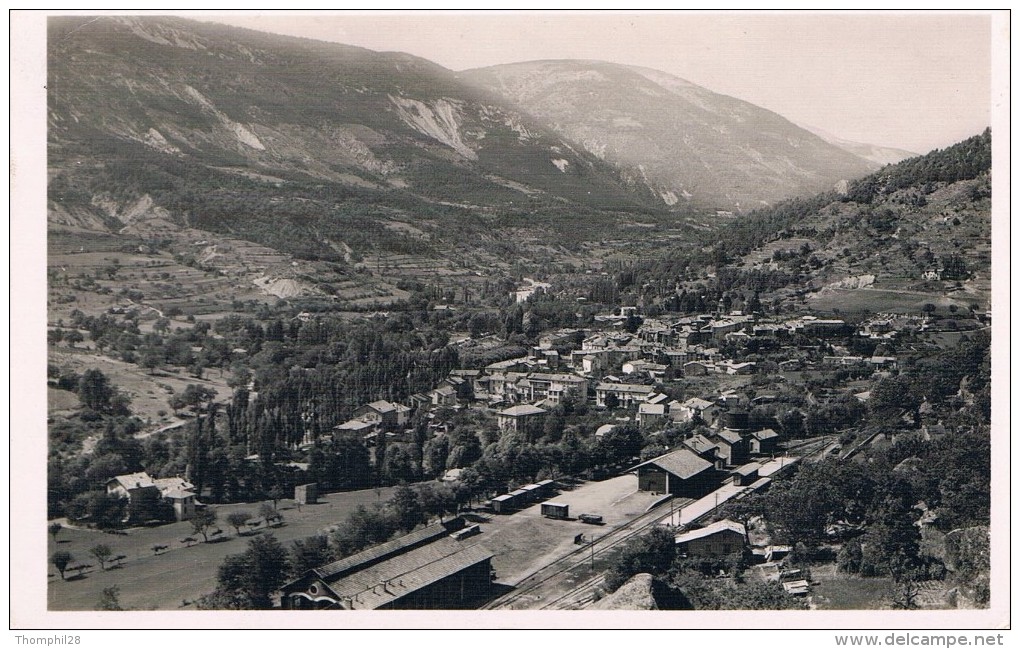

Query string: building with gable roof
[674,519,748,557]
[280,519,493,609]
[630,447,721,498]
[106,472,197,522]
[496,404,547,437]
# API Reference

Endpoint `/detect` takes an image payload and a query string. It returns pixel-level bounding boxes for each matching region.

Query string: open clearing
[809,562,895,609]
[48,347,232,428]
[476,475,661,587]
[47,485,398,611]
[46,476,660,611]
[809,287,947,314]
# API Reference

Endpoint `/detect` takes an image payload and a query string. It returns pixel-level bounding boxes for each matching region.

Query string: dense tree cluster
[601,526,806,610]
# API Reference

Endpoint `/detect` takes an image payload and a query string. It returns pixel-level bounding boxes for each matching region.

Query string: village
[47,289,987,611]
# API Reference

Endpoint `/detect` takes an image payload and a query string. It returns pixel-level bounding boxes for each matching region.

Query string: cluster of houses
[326,307,910,450]
[331,400,413,445]
[630,409,780,499]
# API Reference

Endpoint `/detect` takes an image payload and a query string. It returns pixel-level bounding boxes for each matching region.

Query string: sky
[198,10,998,154]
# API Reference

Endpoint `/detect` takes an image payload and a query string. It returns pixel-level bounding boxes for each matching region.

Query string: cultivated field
[808,562,896,609]
[807,287,985,315]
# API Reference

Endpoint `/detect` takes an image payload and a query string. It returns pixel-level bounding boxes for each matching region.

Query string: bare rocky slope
[461,60,875,210]
[48,16,670,265]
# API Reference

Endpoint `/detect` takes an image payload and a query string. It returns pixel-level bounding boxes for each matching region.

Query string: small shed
[782,580,810,596]
[295,483,318,505]
[541,502,569,520]
[729,462,761,486]
[490,494,515,514]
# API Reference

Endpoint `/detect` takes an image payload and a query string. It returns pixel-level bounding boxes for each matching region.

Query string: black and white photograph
[10,8,1009,633]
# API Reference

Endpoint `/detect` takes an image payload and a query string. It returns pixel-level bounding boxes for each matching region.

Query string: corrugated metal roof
[324,541,493,609]
[314,523,451,581]
[782,580,810,595]
[675,519,746,544]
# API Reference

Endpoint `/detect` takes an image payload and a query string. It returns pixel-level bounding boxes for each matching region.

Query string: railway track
[482,497,691,610]
[541,574,605,610]
[780,435,840,464]
[484,437,838,610]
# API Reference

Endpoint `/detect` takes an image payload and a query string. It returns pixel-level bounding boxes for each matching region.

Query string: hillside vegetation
[634,130,993,316]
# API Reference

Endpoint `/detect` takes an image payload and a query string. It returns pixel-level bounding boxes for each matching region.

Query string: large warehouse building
[280,519,494,610]
[631,447,722,498]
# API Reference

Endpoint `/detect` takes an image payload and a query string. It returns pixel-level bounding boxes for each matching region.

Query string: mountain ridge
[800,123,918,167]
[48,16,662,221]
[461,59,875,209]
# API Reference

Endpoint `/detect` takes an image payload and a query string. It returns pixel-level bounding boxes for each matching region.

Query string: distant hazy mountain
[801,124,918,167]
[461,60,875,210]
